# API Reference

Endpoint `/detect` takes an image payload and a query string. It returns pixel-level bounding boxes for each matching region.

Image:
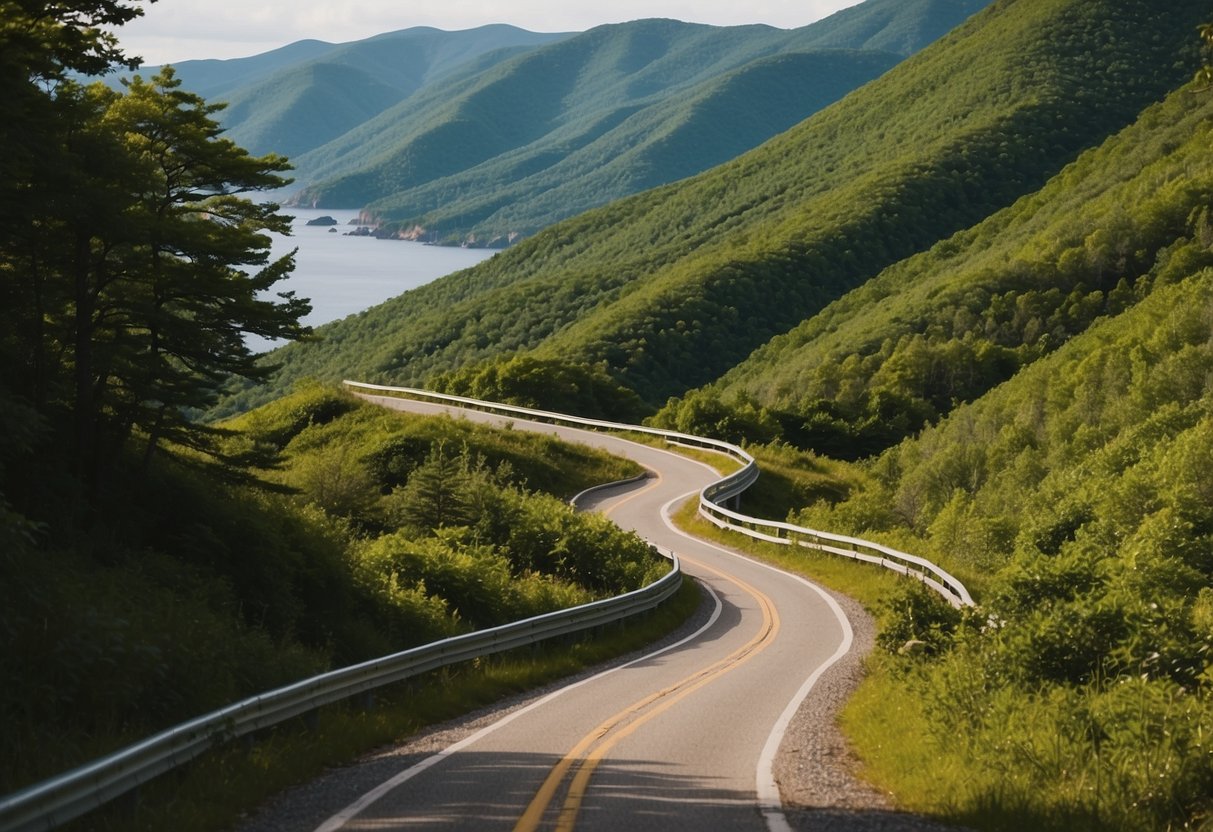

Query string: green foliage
[232,380,358,448]
[385,442,477,530]
[289,6,982,241]
[799,0,992,55]
[2,56,311,499]
[815,221,1213,831]
[649,388,781,446]
[1197,22,1213,87]
[220,0,1202,422]
[874,581,964,656]
[357,46,903,245]
[759,66,1213,828]
[206,27,568,159]
[710,65,1213,457]
[354,532,593,630]
[429,354,650,422]
[1,380,661,795]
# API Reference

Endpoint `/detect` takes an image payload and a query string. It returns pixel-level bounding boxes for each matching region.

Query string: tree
[389,443,474,530]
[1198,23,1213,88]
[0,1,147,408]
[95,69,310,465]
[37,71,309,482]
[0,3,311,499]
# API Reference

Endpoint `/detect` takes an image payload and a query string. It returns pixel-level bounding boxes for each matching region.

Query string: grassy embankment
[2,383,699,831]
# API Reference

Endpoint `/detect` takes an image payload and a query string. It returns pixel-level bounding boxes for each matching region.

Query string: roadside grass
[664,473,970,830]
[71,580,701,832]
[624,434,746,476]
[835,658,970,815]
[668,497,905,611]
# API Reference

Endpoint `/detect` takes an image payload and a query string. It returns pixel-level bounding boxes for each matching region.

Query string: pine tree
[0,4,312,497]
[392,443,474,530]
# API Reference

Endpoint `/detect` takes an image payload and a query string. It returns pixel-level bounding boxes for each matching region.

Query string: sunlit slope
[289,19,899,214]
[362,48,901,244]
[792,0,992,55]
[216,0,1202,418]
[695,73,1213,453]
[788,88,1213,831]
[521,0,1202,399]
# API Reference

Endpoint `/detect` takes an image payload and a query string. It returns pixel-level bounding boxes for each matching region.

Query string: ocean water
[250,208,496,351]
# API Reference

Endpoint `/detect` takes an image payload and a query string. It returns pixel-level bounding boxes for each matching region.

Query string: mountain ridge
[211,0,1203,423]
[282,0,993,241]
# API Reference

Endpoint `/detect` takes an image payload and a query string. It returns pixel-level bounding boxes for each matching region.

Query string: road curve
[272,394,855,831]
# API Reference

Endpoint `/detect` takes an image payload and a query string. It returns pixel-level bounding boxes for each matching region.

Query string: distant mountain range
[117,26,571,165]
[210,0,1206,426]
[122,0,992,245]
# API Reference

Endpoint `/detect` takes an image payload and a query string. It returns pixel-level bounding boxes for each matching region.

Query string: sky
[117,0,868,66]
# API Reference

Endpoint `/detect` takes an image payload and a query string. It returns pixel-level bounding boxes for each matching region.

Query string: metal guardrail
[343,381,974,609]
[0,500,680,832]
[3,379,976,832]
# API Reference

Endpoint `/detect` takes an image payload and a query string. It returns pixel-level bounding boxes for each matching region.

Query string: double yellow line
[513,559,780,831]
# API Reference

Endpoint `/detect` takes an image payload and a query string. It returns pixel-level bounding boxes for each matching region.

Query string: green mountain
[120,26,572,160]
[214,0,1202,420]
[353,47,902,246]
[679,49,1213,455]
[797,79,1213,830]
[291,0,994,242]
[221,26,572,160]
[797,0,994,54]
[118,39,338,99]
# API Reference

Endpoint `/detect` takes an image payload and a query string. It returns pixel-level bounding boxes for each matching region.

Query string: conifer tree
[0,2,312,494]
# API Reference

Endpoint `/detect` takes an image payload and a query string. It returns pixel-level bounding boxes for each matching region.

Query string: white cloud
[118,0,865,65]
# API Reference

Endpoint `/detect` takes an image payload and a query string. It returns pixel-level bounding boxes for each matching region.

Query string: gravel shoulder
[774,588,961,831]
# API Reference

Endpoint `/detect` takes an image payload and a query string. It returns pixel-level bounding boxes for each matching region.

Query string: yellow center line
[513,557,780,832]
[599,471,663,518]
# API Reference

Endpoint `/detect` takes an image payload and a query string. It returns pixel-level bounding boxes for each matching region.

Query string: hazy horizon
[117,0,867,65]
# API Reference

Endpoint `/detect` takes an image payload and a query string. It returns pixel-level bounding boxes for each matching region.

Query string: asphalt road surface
[268,393,856,832]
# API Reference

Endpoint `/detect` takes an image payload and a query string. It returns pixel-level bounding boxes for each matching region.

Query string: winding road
[254,393,857,831]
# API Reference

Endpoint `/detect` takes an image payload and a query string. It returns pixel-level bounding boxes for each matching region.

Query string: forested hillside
[793,0,990,54]
[1,384,660,794]
[216,0,1202,419]
[350,45,901,245]
[117,0,992,248]
[118,26,570,160]
[790,77,1213,829]
[664,66,1213,456]
[219,26,569,161]
[10,3,1213,830]
[285,10,931,241]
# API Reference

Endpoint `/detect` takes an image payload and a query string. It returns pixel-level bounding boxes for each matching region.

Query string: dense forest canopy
[215,0,1206,422]
[669,61,1213,456]
[270,1,991,244]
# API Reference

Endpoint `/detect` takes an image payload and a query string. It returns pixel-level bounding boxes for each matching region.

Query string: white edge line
[313,575,724,832]
[348,394,854,831]
[658,496,855,832]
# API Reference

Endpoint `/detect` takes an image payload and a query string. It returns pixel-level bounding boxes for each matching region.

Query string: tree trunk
[72,228,97,497]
